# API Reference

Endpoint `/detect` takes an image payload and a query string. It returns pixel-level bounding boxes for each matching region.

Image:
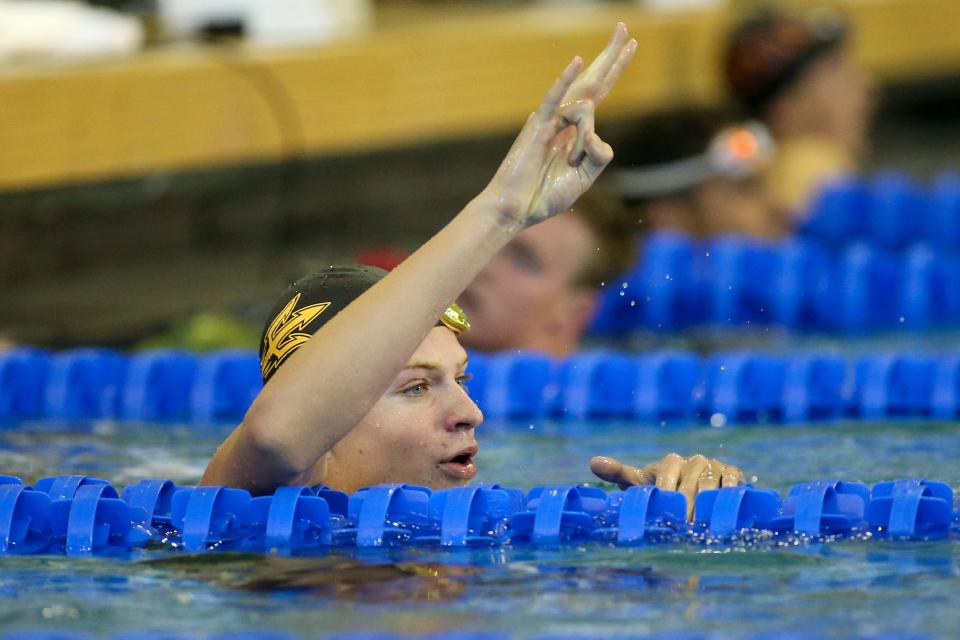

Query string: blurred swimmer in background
[456,188,637,357]
[724,8,876,216]
[610,108,784,239]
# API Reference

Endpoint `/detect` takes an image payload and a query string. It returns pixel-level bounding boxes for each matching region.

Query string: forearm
[204,194,517,487]
[200,423,309,493]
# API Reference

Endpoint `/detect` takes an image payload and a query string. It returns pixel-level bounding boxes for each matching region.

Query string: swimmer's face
[321,327,482,494]
[457,214,598,356]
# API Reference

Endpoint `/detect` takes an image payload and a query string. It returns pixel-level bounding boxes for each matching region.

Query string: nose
[444,383,484,432]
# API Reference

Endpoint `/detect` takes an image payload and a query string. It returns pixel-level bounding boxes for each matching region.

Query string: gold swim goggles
[440,303,471,335]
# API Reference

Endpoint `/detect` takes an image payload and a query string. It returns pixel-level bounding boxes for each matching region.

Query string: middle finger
[677,456,709,520]
[697,461,722,493]
[581,22,629,87]
[594,38,638,103]
[655,453,683,492]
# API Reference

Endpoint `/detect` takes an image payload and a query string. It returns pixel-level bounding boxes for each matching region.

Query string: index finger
[589,455,656,488]
[534,56,584,123]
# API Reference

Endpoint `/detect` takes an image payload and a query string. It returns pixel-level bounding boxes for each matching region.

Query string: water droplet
[709,413,727,428]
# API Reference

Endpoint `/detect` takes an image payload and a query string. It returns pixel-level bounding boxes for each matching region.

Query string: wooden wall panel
[0,0,956,192]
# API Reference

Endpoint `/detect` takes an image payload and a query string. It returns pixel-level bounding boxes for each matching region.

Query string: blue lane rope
[800,172,960,253]
[6,347,960,424]
[1,475,957,556]
[589,170,960,336]
[589,231,960,335]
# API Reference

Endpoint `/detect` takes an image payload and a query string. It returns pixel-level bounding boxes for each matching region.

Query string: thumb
[589,455,656,489]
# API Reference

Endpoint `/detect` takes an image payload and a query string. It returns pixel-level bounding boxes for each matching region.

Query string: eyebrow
[404,357,469,372]
[505,238,537,261]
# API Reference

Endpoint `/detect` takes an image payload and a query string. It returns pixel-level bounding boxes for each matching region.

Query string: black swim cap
[258,264,469,383]
[725,9,848,115]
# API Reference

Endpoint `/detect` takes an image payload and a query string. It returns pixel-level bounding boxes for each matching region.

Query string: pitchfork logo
[260,293,330,379]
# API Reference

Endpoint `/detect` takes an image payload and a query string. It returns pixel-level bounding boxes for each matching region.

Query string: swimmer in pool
[201,24,744,520]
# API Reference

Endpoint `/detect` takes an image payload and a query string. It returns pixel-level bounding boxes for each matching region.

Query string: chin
[429,476,470,491]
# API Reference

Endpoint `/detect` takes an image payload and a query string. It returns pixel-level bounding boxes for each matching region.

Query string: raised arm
[202,24,637,493]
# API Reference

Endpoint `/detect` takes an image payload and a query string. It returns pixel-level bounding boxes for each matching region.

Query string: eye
[401,382,429,397]
[504,242,543,273]
[456,373,472,390]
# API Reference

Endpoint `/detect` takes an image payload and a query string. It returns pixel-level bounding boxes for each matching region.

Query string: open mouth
[439,446,479,480]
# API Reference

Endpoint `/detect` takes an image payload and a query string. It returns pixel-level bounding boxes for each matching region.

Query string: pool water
[2,419,959,638]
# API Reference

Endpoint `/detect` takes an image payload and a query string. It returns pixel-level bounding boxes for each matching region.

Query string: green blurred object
[137,312,260,352]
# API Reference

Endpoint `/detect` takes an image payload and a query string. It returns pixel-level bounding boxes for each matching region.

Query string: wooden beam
[0,0,956,192]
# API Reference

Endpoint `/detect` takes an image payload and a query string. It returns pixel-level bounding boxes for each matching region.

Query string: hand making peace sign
[481,22,637,229]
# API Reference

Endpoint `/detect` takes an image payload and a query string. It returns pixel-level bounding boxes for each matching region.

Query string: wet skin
[318,327,482,495]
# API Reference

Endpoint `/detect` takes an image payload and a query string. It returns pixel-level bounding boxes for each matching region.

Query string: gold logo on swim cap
[440,303,470,335]
[261,293,330,379]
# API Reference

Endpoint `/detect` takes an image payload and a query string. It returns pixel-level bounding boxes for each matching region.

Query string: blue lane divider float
[867,479,954,539]
[42,349,127,421]
[1,475,959,555]
[509,485,609,547]
[596,485,687,545]
[119,350,197,422]
[0,483,54,555]
[0,348,51,420]
[801,172,960,252]
[347,483,434,547]
[171,486,254,552]
[426,484,524,547]
[855,355,936,418]
[693,486,781,538]
[64,483,153,556]
[767,481,868,537]
[122,479,180,534]
[187,350,261,424]
[11,348,960,425]
[255,486,339,553]
[781,354,847,422]
[589,232,960,335]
